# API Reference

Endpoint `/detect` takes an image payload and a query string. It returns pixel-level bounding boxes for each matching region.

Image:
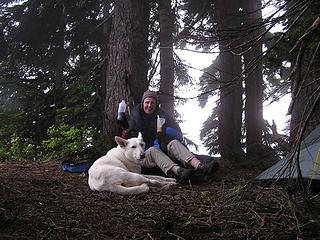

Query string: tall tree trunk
[103,0,150,148]
[242,0,265,156]
[158,0,175,118]
[215,0,244,161]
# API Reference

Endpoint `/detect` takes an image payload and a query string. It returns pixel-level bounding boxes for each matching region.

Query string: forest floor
[1,158,320,240]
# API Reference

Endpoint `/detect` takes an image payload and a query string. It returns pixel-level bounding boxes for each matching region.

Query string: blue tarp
[62,160,93,173]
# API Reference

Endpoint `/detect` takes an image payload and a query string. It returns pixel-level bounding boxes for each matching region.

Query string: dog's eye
[140,143,144,147]
[131,146,136,149]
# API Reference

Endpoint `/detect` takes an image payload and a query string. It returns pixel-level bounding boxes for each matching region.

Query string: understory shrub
[41,123,96,160]
[0,133,37,161]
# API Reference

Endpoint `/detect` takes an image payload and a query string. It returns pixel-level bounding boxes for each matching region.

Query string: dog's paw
[169,181,177,187]
[167,178,177,183]
[148,186,162,193]
[162,183,176,190]
[148,183,175,192]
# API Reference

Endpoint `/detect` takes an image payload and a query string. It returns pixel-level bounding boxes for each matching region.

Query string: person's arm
[160,110,182,134]
[156,110,184,152]
[126,105,143,138]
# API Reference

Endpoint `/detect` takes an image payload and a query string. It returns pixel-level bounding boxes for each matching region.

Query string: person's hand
[121,129,129,139]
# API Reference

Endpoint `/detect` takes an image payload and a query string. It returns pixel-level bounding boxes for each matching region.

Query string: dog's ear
[138,132,143,140]
[115,136,127,147]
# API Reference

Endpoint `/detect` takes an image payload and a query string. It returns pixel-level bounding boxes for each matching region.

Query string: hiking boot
[176,167,194,185]
[196,160,219,181]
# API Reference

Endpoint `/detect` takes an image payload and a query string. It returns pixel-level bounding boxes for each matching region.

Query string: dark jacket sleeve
[127,105,141,137]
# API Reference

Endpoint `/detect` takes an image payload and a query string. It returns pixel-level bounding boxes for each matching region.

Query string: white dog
[88,132,176,195]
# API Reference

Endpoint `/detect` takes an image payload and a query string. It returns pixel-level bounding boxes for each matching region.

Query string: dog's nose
[140,153,145,159]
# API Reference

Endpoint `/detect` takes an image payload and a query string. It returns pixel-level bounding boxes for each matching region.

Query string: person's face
[143,97,157,115]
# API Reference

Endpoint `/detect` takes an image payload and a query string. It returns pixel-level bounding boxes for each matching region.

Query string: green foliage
[0,133,37,161]
[42,123,95,159]
[9,133,36,160]
[200,190,210,204]
[0,124,104,161]
[0,148,8,160]
[263,0,320,100]
[0,0,106,161]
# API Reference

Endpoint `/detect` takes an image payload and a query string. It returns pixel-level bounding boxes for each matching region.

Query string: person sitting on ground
[122,90,218,184]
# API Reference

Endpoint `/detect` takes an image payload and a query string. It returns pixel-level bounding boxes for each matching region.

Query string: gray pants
[143,139,195,174]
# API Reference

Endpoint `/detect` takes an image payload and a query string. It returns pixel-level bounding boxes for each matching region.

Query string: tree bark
[242,0,265,156]
[158,0,175,118]
[103,0,150,148]
[215,0,244,161]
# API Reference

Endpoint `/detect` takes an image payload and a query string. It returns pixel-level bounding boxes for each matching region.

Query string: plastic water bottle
[117,100,127,122]
[157,115,165,133]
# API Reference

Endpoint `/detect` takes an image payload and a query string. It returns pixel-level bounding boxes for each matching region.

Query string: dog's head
[115,132,146,163]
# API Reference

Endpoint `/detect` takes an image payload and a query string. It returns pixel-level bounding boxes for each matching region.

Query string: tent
[256,126,320,181]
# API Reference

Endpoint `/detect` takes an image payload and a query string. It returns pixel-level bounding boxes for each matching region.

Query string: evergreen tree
[158,0,175,118]
[0,0,106,158]
[102,0,150,147]
[242,0,265,157]
[214,0,244,160]
[263,0,320,144]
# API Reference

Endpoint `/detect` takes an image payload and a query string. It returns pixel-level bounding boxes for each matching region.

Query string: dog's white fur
[88,132,176,195]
